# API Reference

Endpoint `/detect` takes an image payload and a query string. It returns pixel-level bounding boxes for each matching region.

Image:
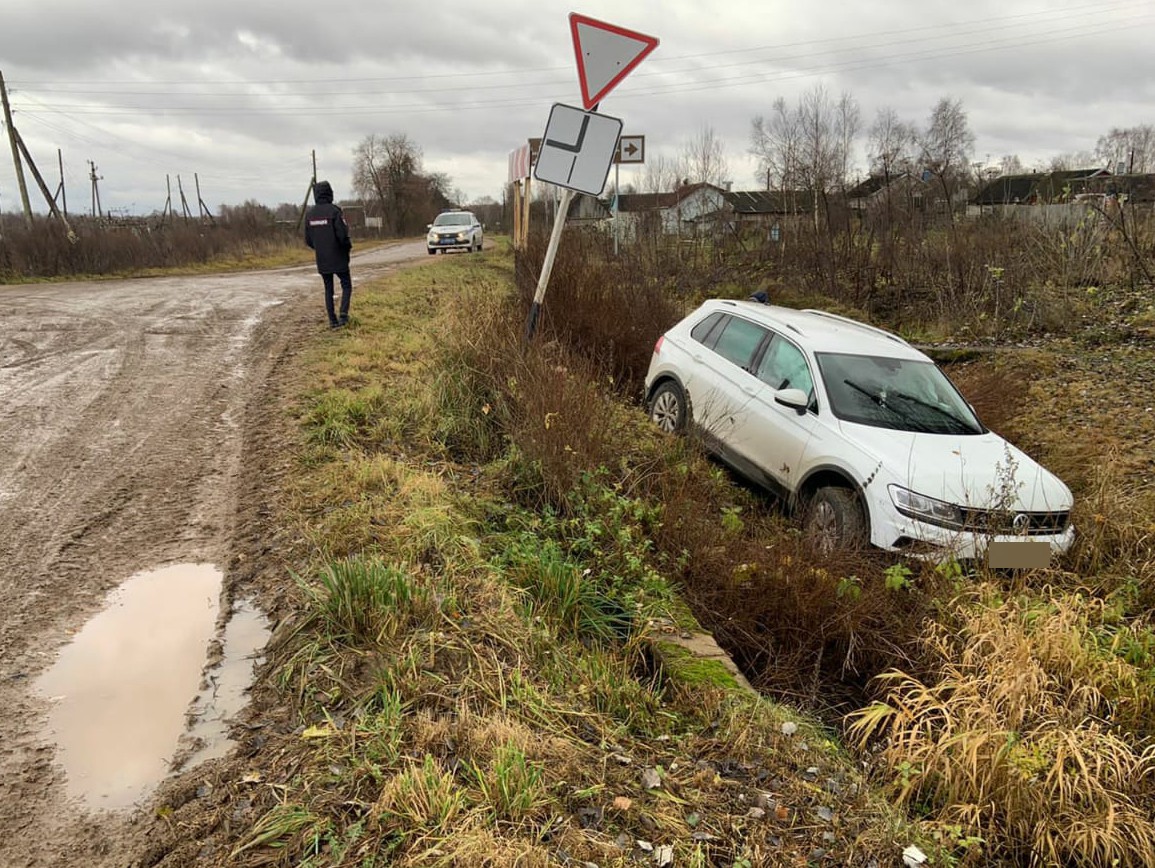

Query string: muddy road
[0,240,428,867]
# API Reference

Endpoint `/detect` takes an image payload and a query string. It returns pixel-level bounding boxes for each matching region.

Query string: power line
[16,13,1151,119]
[8,0,1140,96]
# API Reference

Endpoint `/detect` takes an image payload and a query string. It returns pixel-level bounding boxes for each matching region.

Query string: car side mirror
[426,224,433,230]
[774,388,809,414]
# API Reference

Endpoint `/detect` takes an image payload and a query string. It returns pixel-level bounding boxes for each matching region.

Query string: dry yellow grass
[850,591,1155,866]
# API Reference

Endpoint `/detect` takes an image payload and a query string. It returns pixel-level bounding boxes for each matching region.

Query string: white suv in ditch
[644,299,1075,565]
[426,210,483,254]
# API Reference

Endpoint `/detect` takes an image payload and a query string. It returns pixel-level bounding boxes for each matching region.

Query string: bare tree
[918,97,975,223]
[867,107,917,228]
[351,133,442,235]
[751,97,802,191]
[1095,125,1155,173]
[1049,150,1097,171]
[641,153,683,193]
[751,86,859,203]
[868,107,914,178]
[681,124,730,187]
[998,154,1024,175]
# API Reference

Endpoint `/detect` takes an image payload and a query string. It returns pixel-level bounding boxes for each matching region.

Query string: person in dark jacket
[304,180,353,328]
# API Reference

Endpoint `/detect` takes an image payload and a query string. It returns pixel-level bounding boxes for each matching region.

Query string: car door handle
[742,384,757,395]
[692,354,704,363]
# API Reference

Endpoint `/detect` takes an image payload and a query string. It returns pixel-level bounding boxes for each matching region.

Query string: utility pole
[1,69,34,227]
[161,174,173,226]
[177,174,192,222]
[14,128,74,237]
[89,160,103,219]
[296,149,317,231]
[56,148,67,218]
[194,172,214,223]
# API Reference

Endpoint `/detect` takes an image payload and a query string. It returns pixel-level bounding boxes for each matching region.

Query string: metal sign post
[523,15,658,341]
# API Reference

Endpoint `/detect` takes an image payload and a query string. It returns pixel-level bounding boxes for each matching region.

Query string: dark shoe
[329,320,341,329]
[339,315,349,326]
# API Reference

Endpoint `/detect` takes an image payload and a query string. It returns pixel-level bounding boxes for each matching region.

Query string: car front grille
[959,507,1070,536]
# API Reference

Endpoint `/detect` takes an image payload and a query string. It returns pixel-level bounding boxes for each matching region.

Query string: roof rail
[800,309,911,346]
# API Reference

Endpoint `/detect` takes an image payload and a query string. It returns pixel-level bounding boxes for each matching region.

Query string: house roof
[723,189,815,214]
[1069,173,1155,203]
[973,168,1108,205]
[846,173,907,199]
[616,191,677,212]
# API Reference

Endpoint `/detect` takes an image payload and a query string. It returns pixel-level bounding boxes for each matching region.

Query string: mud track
[0,241,428,867]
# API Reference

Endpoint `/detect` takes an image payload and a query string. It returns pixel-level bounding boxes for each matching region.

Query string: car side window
[690,313,725,347]
[756,335,815,400]
[711,316,768,370]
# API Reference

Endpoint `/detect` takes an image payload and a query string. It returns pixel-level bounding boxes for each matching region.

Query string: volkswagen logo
[1013,513,1031,534]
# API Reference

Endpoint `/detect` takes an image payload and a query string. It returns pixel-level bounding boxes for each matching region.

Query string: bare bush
[0,214,295,280]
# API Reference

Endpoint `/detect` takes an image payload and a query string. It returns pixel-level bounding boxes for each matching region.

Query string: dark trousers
[321,271,352,323]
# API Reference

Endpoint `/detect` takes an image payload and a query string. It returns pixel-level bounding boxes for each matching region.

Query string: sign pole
[525,186,575,340]
[614,161,620,257]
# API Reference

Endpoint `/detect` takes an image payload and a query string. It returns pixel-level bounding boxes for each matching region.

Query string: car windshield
[815,353,983,435]
[433,213,471,226]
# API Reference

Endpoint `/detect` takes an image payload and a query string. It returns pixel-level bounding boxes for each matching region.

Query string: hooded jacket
[304,181,352,274]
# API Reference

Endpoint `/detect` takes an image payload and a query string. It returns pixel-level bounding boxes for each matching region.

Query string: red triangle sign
[569,13,659,110]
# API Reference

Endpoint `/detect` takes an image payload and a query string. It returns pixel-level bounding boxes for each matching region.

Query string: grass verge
[216,242,913,866]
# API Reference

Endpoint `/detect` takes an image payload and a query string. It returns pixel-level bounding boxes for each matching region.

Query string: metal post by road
[0,70,33,228]
[524,186,575,341]
[613,161,620,257]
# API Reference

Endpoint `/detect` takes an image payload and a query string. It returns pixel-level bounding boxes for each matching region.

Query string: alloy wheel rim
[811,501,839,553]
[652,392,680,433]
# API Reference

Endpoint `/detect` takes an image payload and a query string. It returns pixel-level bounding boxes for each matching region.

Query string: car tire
[648,380,688,434]
[427,247,436,255]
[803,487,866,555]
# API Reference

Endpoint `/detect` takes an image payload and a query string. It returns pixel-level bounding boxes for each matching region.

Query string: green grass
[211,242,914,867]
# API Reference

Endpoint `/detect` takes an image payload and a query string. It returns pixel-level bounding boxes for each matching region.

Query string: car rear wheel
[648,381,687,434]
[803,487,866,555]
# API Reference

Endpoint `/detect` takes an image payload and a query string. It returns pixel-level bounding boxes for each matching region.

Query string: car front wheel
[648,380,687,434]
[803,487,866,555]
[427,247,436,255]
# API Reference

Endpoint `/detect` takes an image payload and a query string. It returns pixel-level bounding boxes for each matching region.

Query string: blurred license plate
[987,540,1051,570]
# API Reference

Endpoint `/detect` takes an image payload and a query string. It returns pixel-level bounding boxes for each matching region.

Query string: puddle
[35,564,269,811]
[179,598,270,766]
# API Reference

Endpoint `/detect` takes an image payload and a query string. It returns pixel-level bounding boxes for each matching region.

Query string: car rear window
[690,312,724,346]
[711,316,767,369]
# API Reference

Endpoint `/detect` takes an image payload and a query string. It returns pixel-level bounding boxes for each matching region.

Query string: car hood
[839,422,1073,512]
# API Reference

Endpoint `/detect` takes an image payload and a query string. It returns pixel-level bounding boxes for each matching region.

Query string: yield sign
[569,13,659,110]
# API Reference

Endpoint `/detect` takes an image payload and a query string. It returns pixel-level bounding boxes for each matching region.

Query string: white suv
[427,210,483,254]
[644,299,1075,564]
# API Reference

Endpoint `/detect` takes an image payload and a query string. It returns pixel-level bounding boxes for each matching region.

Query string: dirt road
[0,241,428,867]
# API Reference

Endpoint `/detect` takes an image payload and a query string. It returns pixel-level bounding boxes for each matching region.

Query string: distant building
[971,168,1110,209]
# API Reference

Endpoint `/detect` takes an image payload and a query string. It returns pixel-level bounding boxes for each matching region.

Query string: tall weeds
[850,593,1155,866]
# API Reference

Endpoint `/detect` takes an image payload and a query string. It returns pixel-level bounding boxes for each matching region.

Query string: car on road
[644,299,1075,563]
[426,210,484,254]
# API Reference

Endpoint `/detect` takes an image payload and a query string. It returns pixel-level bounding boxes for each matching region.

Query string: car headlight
[888,485,963,528]
[456,232,467,241]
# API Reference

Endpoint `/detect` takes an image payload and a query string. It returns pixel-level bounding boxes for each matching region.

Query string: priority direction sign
[569,13,659,110]
[614,135,645,164]
[533,103,622,196]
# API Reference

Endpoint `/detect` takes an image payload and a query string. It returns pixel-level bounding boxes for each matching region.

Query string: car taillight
[653,335,665,354]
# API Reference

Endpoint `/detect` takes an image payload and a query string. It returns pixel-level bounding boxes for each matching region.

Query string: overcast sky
[1,0,1152,216]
